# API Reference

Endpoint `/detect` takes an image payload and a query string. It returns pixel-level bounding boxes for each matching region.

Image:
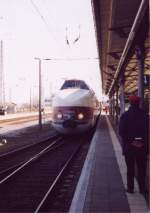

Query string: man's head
[128,95,140,106]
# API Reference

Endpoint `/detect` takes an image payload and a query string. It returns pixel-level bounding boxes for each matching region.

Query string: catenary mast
[0,40,5,109]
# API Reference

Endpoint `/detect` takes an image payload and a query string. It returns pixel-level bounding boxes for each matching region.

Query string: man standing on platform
[119,95,149,194]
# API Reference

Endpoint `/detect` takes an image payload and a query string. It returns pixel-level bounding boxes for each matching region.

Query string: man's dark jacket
[119,105,149,155]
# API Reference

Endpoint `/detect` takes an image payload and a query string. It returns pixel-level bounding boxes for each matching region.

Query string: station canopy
[92,0,149,97]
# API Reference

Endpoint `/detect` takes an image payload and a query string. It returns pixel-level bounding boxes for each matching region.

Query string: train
[51,79,100,134]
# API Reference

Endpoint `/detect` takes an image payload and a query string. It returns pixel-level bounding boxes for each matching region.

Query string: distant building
[6,102,17,114]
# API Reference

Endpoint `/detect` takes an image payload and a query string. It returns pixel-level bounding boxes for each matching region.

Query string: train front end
[51,80,99,135]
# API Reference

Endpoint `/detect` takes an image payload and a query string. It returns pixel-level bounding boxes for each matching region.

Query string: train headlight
[57,113,63,119]
[78,113,84,120]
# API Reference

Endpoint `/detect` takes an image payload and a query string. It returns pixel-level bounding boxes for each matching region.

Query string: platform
[69,115,149,213]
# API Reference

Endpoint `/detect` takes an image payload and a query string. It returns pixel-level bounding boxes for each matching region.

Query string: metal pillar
[115,86,119,124]
[109,97,113,117]
[38,59,42,129]
[119,74,125,114]
[30,87,32,112]
[0,40,5,107]
[35,57,43,129]
[135,46,144,108]
[112,94,115,120]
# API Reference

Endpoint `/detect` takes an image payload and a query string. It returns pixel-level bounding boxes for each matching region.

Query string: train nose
[63,119,77,128]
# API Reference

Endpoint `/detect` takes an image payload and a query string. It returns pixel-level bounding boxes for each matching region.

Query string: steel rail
[0,133,59,158]
[0,136,63,185]
[34,143,82,213]
[0,134,60,177]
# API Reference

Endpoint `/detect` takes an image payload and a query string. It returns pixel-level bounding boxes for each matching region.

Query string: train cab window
[60,80,89,90]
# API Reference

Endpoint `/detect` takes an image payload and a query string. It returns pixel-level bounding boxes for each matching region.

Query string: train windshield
[60,80,89,90]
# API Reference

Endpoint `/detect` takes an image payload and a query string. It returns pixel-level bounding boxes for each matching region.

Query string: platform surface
[69,115,149,213]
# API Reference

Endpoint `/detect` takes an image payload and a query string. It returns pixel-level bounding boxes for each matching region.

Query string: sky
[0,0,102,104]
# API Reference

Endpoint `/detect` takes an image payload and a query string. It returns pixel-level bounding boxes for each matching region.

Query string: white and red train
[51,79,100,134]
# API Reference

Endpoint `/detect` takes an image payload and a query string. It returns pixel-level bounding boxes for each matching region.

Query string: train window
[80,81,89,90]
[60,80,89,90]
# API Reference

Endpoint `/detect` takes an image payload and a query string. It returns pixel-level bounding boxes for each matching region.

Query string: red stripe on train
[52,106,93,120]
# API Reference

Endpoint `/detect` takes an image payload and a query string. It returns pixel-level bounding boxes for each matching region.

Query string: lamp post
[34,57,42,129]
[34,58,51,129]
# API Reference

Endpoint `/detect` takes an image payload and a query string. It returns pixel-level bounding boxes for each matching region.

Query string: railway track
[0,134,62,178]
[0,113,51,126]
[0,129,95,212]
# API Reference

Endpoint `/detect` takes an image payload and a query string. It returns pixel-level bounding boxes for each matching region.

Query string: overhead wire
[30,0,49,31]
[44,57,99,61]
[30,0,66,52]
[66,25,81,46]
[30,1,84,50]
[29,0,99,62]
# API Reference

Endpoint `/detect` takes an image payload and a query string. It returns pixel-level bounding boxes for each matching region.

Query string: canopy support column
[119,74,125,115]
[115,85,119,124]
[135,46,144,108]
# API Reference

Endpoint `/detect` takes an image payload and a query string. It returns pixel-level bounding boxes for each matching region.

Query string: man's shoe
[126,188,134,194]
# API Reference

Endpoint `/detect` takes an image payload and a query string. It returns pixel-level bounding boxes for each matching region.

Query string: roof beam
[108,52,121,60]
[109,25,131,38]
[108,0,148,95]
[107,65,116,71]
